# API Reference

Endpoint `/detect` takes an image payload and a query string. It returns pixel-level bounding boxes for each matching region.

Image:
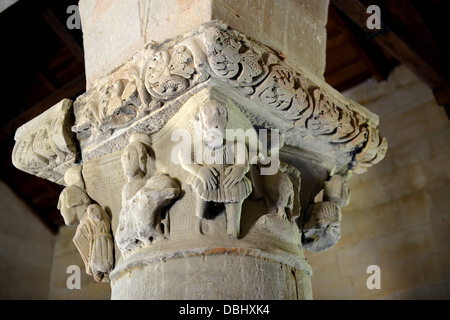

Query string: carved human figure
[116,134,180,256]
[57,166,114,282]
[73,204,114,283]
[302,174,350,252]
[179,100,252,238]
[258,162,302,222]
[57,165,91,226]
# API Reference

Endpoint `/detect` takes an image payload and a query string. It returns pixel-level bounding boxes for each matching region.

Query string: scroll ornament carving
[204,28,267,89]
[116,134,180,257]
[72,65,157,148]
[353,126,388,174]
[72,24,386,173]
[57,165,114,282]
[144,46,195,98]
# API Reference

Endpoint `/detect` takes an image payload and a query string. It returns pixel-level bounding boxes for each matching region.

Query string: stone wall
[48,225,111,300]
[79,0,329,88]
[305,65,450,300]
[0,180,54,299]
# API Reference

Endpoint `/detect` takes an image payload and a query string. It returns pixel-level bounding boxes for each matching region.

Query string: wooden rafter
[331,0,450,117]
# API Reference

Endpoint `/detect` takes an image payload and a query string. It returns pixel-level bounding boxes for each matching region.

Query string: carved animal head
[302,201,342,252]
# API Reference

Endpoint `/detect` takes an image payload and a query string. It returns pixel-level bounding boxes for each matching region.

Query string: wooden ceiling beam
[327,5,386,82]
[0,74,85,142]
[41,6,85,66]
[331,0,450,116]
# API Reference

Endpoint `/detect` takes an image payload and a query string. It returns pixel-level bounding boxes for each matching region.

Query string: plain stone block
[353,260,425,300]
[378,100,447,149]
[352,201,402,242]
[336,240,378,278]
[305,251,340,285]
[377,224,448,266]
[428,185,450,220]
[398,191,433,228]
[394,284,449,300]
[291,0,329,26]
[423,252,450,286]
[392,137,432,168]
[0,181,54,299]
[408,163,428,191]
[312,277,354,300]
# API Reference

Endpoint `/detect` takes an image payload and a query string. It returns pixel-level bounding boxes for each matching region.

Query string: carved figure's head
[198,100,228,147]
[121,134,152,179]
[87,204,108,222]
[199,100,228,132]
[64,165,85,189]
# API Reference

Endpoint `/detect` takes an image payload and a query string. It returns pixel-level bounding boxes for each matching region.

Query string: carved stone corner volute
[12,98,79,186]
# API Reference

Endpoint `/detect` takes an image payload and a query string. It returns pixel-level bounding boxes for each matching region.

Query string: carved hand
[197,166,219,191]
[223,165,246,189]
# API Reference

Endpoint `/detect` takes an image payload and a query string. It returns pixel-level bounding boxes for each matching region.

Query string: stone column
[12,0,387,300]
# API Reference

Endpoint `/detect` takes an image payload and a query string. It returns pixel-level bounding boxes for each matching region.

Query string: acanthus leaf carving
[305,89,340,136]
[255,65,314,123]
[205,28,242,79]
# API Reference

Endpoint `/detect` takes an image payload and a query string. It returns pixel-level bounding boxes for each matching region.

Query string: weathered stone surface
[12,99,78,185]
[111,252,312,299]
[12,3,392,301]
[72,21,385,179]
[79,0,329,88]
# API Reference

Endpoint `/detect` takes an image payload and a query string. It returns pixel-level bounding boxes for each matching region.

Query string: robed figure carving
[116,134,180,257]
[57,165,114,282]
[179,100,252,238]
[73,204,114,282]
[57,165,91,225]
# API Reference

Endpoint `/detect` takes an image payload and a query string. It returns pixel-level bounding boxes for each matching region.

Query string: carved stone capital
[12,21,387,300]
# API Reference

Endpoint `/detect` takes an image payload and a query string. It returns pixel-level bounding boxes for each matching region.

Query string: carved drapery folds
[12,21,387,294]
[57,164,114,282]
[116,133,180,258]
